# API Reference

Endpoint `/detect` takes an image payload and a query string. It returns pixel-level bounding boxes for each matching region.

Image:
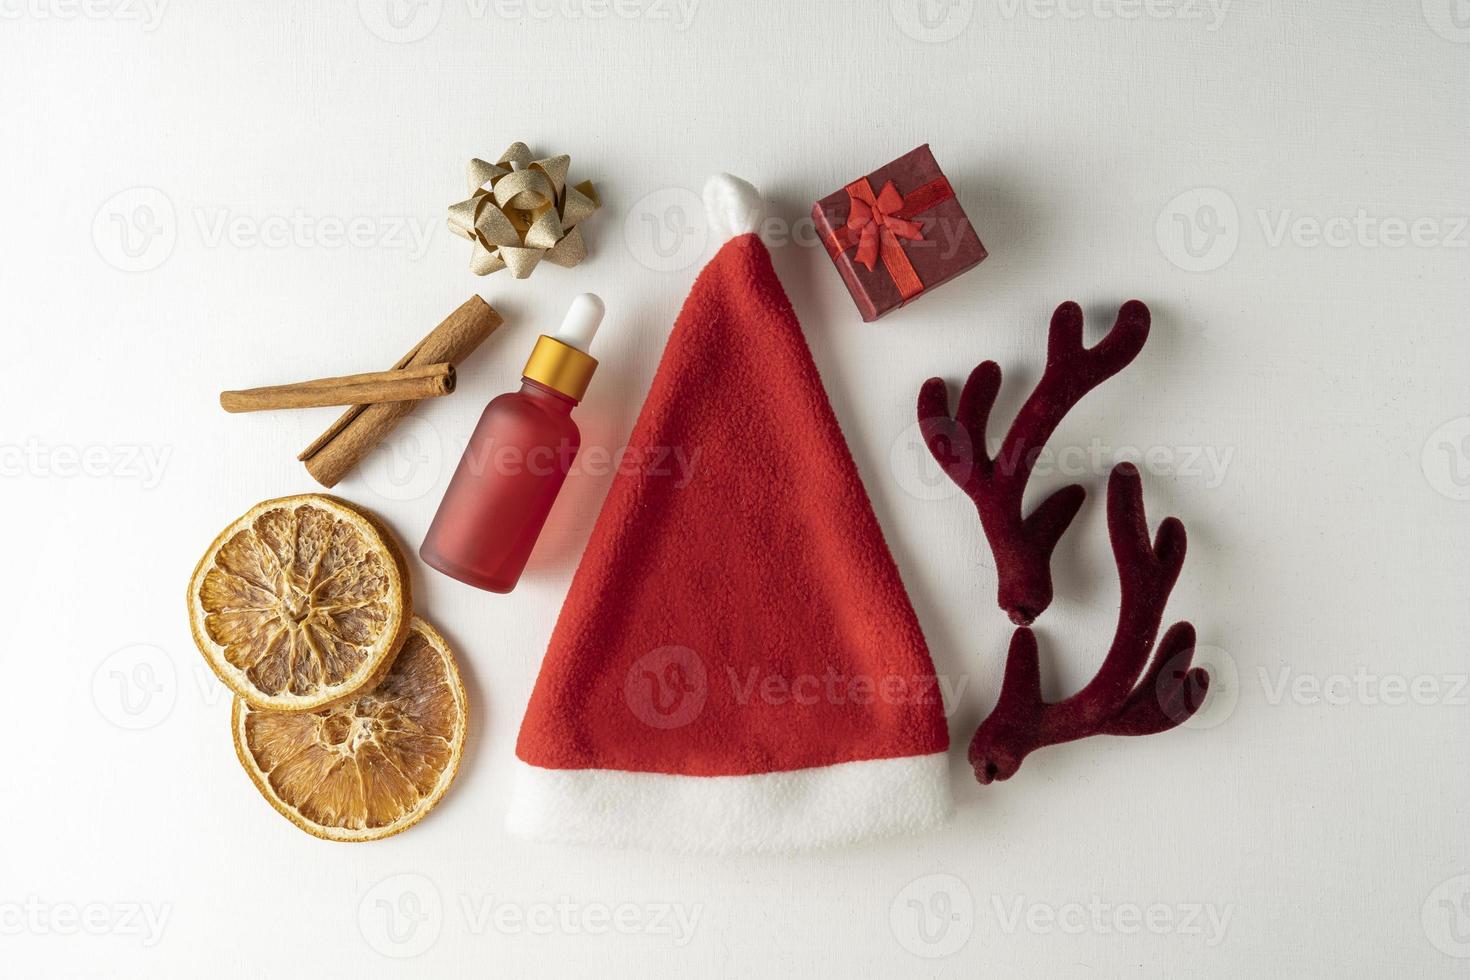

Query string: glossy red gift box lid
[811,144,987,322]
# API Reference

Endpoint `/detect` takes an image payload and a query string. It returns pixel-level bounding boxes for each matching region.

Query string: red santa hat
[506,174,952,852]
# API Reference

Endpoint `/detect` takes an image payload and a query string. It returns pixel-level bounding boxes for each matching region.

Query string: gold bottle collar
[522,335,598,402]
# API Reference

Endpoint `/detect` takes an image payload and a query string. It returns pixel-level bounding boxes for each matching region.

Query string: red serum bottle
[421,293,604,593]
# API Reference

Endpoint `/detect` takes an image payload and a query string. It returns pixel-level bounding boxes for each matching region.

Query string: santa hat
[506,174,952,853]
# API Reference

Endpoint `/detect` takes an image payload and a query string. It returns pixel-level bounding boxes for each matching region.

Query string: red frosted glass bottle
[421,294,604,593]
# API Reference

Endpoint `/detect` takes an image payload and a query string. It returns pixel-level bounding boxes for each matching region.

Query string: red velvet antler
[917,301,1151,625]
[968,463,1210,783]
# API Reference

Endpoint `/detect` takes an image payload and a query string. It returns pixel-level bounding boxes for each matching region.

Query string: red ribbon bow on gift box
[823,174,956,301]
[848,181,925,272]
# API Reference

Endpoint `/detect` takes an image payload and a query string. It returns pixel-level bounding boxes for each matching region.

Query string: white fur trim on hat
[505,752,952,854]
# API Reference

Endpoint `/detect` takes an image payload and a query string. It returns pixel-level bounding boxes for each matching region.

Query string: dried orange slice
[231,617,468,841]
[188,494,411,711]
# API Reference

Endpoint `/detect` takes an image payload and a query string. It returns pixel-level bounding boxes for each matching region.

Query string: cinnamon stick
[221,363,455,413]
[299,296,503,488]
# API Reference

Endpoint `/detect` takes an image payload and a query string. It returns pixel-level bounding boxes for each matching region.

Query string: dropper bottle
[421,293,604,593]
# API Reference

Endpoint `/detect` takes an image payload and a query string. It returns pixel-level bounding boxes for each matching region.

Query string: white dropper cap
[553,293,605,354]
[523,293,603,401]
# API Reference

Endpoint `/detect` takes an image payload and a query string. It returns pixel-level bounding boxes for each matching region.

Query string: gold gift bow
[447,142,601,278]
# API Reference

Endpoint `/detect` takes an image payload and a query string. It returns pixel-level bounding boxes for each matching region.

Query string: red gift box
[811,144,987,322]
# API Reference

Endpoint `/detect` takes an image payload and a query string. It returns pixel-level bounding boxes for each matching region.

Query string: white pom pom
[703,173,764,242]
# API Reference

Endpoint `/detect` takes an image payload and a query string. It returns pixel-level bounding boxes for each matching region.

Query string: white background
[3,0,1469,976]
